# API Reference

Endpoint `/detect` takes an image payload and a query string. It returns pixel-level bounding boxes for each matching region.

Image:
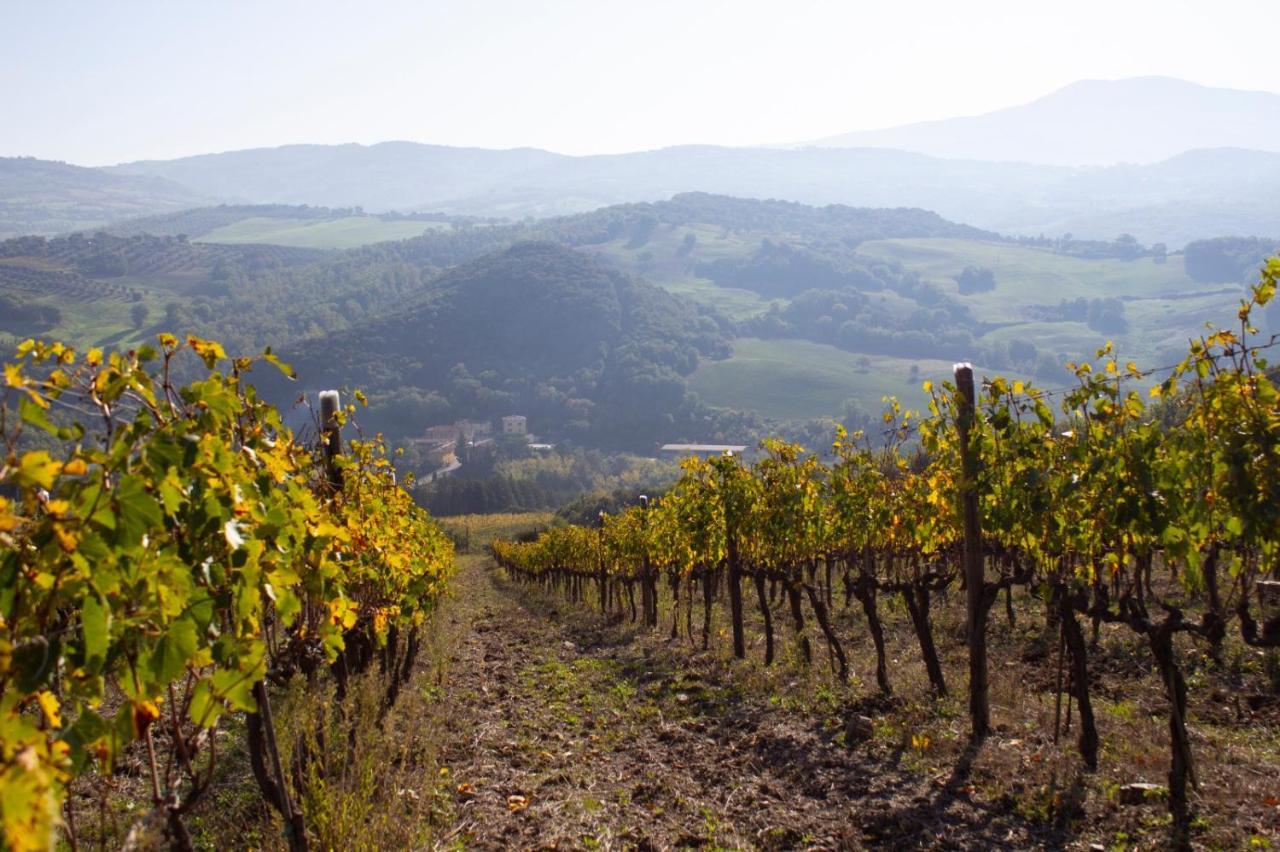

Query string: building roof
[659,444,747,453]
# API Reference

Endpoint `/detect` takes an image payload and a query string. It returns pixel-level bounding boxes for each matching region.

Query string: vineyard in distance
[0,258,1276,850]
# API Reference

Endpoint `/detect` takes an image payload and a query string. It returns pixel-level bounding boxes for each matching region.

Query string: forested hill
[272,242,733,448]
[6,192,1258,446]
[537,193,998,246]
[0,157,206,238]
[0,193,978,358]
[316,192,996,270]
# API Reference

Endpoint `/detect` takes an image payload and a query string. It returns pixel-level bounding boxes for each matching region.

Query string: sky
[4,0,1279,166]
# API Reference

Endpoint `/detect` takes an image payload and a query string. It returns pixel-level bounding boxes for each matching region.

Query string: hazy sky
[5,0,1278,166]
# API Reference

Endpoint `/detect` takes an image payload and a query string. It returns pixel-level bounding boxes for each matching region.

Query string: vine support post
[719,459,746,659]
[955,362,990,740]
[597,511,608,614]
[639,495,657,628]
[319,390,342,492]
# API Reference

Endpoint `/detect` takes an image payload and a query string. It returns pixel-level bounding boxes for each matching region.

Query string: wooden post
[639,495,656,628]
[720,458,746,660]
[319,390,342,492]
[597,511,608,613]
[955,363,989,739]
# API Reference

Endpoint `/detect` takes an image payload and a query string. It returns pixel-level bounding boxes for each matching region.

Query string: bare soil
[149,546,1280,851]
[427,557,1068,850]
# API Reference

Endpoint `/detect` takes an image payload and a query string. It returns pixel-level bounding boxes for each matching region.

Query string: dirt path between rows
[427,556,1059,850]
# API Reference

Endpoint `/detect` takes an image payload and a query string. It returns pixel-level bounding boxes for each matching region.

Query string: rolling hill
[103,140,1280,247]
[0,157,207,238]
[4,78,1277,246]
[1,194,1270,438]
[804,77,1280,166]
[273,241,733,448]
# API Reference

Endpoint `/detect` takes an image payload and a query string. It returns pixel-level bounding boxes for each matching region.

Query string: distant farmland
[198,215,451,249]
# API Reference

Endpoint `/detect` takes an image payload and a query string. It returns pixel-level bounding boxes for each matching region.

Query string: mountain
[111,142,1059,221]
[109,142,569,212]
[8,77,1278,246]
[805,77,1280,166]
[0,157,207,238]
[107,141,1280,247]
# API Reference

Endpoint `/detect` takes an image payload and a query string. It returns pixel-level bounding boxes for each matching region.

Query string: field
[584,228,1242,419]
[690,337,979,420]
[0,270,180,352]
[0,301,157,353]
[856,238,1196,305]
[198,215,451,249]
[858,238,1246,362]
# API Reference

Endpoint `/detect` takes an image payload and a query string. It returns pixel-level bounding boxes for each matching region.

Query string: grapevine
[0,334,454,850]
[494,259,1280,850]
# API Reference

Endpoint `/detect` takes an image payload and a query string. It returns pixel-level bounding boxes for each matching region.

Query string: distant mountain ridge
[803,77,1280,166]
[111,142,569,212]
[5,77,1280,246]
[106,140,1280,247]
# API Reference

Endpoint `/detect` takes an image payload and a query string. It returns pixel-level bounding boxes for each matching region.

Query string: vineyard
[494,260,1280,849]
[0,335,453,849]
[0,264,1275,849]
[0,232,329,286]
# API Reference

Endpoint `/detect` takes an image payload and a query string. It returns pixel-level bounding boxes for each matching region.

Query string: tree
[1086,297,1128,334]
[955,266,996,295]
[131,303,149,328]
[1008,339,1037,369]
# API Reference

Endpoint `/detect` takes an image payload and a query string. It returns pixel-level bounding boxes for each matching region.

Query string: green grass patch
[858,238,1246,364]
[198,216,450,249]
[856,238,1197,307]
[689,338,967,420]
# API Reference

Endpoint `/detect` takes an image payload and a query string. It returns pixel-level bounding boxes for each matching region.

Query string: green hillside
[198,215,452,249]
[689,338,937,419]
[857,238,1193,305]
[0,157,206,238]
[688,338,1025,421]
[857,237,1245,363]
[0,194,1263,433]
[272,241,734,448]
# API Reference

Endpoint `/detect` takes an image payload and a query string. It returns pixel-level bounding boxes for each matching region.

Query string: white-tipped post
[319,390,342,490]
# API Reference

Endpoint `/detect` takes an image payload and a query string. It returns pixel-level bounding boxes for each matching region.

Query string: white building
[501,415,527,435]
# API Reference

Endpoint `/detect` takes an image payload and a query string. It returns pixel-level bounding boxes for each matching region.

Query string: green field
[857,238,1245,363]
[0,295,159,353]
[689,337,977,420]
[198,216,451,249]
[856,238,1194,306]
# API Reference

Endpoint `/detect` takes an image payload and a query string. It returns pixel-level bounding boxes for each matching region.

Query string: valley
[4,12,1280,847]
[1,194,1269,455]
